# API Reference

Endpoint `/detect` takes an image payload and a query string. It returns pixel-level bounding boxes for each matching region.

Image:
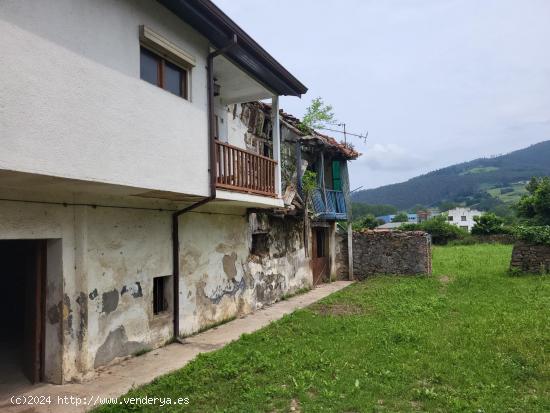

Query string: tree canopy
[515,177,550,225]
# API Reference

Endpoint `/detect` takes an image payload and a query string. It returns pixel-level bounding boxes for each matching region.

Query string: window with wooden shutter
[332,160,342,191]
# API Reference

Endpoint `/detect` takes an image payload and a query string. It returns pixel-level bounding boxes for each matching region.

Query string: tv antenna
[317,123,368,144]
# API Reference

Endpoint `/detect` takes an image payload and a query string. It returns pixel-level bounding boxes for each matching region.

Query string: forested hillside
[352,141,550,209]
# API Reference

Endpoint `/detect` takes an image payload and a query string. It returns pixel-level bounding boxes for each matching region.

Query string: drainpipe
[172,35,238,339]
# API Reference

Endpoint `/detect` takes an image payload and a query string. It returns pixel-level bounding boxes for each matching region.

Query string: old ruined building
[222,102,359,285]
[0,0,357,388]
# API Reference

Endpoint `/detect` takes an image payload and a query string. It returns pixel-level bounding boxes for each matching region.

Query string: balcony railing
[312,188,348,220]
[215,141,277,197]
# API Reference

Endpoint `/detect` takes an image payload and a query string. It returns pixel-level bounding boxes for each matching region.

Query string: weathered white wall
[0,191,175,382]
[178,210,312,336]
[83,207,174,372]
[0,197,78,381]
[0,0,209,196]
[0,192,312,381]
[227,104,249,149]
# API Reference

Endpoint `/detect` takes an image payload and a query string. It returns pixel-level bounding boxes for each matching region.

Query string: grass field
[96,245,549,412]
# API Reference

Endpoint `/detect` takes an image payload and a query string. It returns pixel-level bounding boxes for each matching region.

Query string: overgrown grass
[96,244,549,412]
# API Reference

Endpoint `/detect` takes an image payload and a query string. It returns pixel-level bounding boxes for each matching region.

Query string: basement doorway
[312,227,330,286]
[0,240,47,394]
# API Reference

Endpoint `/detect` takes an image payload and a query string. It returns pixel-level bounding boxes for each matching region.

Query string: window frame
[153,275,170,315]
[140,46,189,100]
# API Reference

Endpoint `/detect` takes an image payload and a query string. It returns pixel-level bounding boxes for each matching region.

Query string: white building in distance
[444,207,483,232]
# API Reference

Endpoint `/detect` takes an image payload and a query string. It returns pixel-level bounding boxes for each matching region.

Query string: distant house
[377,214,418,224]
[417,209,440,223]
[444,207,483,232]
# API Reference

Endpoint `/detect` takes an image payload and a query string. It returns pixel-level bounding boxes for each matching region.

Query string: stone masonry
[334,231,349,280]
[353,230,432,279]
[510,241,550,274]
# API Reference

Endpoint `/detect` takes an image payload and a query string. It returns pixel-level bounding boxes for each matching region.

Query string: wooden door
[23,240,46,383]
[312,228,329,286]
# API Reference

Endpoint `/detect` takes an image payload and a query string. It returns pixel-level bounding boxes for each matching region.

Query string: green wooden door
[332,160,342,191]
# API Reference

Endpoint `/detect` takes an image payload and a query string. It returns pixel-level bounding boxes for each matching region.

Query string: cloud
[360,143,428,172]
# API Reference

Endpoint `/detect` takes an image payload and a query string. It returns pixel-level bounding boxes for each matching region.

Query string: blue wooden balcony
[312,188,348,220]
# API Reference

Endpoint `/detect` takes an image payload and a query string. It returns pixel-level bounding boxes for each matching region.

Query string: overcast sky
[215,0,550,190]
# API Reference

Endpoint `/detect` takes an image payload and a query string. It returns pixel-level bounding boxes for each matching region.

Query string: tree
[515,177,550,225]
[351,203,397,220]
[471,213,507,235]
[298,97,335,133]
[401,216,468,245]
[352,214,383,231]
[392,212,409,223]
[439,201,458,212]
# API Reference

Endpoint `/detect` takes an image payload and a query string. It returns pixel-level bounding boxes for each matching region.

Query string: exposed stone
[353,230,432,279]
[94,326,145,368]
[510,241,550,274]
[334,232,349,280]
[47,301,62,324]
[101,289,119,314]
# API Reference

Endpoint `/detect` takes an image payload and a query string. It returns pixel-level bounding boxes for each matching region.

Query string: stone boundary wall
[334,232,349,280]
[510,241,550,274]
[472,234,515,244]
[353,231,432,279]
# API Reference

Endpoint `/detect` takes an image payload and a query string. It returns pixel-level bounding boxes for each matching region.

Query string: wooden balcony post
[271,95,282,197]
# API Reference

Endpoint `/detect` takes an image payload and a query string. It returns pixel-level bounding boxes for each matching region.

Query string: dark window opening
[153,276,169,315]
[140,47,188,99]
[251,233,269,256]
[448,216,453,221]
[461,216,467,221]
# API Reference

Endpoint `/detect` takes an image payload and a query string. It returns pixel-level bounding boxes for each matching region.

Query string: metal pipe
[172,35,238,339]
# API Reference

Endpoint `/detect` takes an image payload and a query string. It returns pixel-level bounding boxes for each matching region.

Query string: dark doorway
[312,227,329,286]
[0,240,46,393]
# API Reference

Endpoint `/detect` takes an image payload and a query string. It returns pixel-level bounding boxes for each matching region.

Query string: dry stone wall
[334,232,349,280]
[510,242,550,274]
[353,231,432,279]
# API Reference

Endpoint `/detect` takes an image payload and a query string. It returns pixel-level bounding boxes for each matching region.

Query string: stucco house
[0,0,357,388]
[444,207,483,232]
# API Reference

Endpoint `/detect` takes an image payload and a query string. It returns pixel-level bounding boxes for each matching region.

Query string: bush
[447,236,477,246]
[401,216,468,245]
[471,213,509,235]
[515,177,550,225]
[352,214,382,231]
[511,225,550,246]
[392,212,409,223]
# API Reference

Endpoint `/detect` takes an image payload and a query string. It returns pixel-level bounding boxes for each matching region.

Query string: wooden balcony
[215,141,277,197]
[312,188,348,220]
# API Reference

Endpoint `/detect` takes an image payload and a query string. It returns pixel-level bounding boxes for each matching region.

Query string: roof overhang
[157,0,308,97]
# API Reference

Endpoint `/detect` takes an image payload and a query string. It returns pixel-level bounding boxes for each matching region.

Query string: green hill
[352,140,550,210]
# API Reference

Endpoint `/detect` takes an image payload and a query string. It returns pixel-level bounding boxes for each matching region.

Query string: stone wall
[334,231,349,280]
[353,231,432,279]
[472,234,515,244]
[510,241,550,274]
